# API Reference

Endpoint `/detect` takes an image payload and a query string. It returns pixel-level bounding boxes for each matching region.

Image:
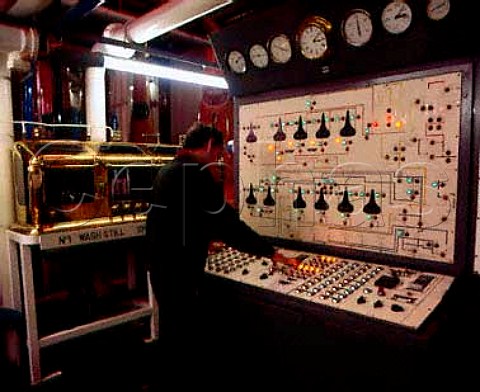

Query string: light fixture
[103,55,229,90]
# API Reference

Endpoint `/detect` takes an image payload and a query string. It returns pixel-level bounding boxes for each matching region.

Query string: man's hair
[182,122,224,149]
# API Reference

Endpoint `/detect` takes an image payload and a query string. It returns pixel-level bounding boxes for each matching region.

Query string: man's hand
[271,251,299,267]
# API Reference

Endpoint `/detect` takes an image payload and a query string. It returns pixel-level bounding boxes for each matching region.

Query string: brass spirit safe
[11,140,179,234]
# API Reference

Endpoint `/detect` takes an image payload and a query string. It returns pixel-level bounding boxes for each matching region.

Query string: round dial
[297,16,332,60]
[342,9,373,47]
[427,0,450,21]
[249,44,269,69]
[268,34,292,64]
[227,50,247,74]
[381,1,413,34]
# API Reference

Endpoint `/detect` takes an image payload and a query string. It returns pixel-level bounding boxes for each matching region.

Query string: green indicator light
[432,182,438,188]
[396,228,405,237]
[406,189,413,195]
[366,215,372,220]
[406,177,413,184]
[341,213,345,218]
[359,192,365,197]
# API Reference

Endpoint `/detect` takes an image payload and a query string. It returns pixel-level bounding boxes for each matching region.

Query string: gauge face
[227,50,247,74]
[249,44,269,69]
[381,1,413,34]
[427,0,450,20]
[342,9,373,47]
[297,16,332,60]
[298,24,328,59]
[268,34,292,64]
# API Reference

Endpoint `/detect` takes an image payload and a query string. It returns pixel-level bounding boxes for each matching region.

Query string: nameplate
[39,222,147,250]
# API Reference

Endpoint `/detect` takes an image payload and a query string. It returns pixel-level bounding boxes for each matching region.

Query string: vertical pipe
[85,65,106,141]
[0,53,16,305]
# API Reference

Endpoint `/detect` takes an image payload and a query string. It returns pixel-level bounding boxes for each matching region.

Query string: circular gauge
[427,0,450,20]
[249,44,269,69]
[227,50,247,74]
[297,16,332,60]
[268,34,292,64]
[342,9,373,47]
[381,1,413,34]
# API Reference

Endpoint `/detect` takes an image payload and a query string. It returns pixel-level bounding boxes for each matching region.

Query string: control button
[357,296,367,304]
[242,268,249,275]
[259,273,269,280]
[373,300,384,308]
[391,304,405,312]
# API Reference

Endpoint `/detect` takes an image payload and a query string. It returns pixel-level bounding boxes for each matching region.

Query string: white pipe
[0,53,16,306]
[105,0,232,45]
[6,0,53,17]
[85,65,107,141]
[0,25,38,60]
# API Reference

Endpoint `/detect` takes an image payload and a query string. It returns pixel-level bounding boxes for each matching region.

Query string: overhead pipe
[0,24,38,59]
[103,0,231,47]
[4,0,53,17]
[92,5,211,46]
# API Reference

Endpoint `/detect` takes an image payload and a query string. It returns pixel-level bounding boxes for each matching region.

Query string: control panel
[206,247,454,329]
[237,64,471,270]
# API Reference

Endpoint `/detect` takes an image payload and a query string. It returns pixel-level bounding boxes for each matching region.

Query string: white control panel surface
[206,247,454,329]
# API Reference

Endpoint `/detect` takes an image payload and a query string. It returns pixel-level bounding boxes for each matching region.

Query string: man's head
[182,122,224,163]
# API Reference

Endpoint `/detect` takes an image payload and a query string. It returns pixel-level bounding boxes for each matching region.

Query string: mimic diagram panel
[238,70,463,265]
[206,247,454,330]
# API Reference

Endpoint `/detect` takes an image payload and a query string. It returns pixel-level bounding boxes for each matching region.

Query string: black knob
[293,187,306,209]
[293,115,308,140]
[314,188,329,211]
[246,123,257,143]
[315,113,330,139]
[273,117,286,141]
[363,189,381,215]
[246,183,257,205]
[263,185,276,206]
[339,110,356,137]
[337,190,354,213]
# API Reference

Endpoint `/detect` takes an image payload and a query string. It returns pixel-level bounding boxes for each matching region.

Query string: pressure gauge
[268,34,292,64]
[227,50,247,74]
[297,16,332,60]
[342,9,373,47]
[249,44,269,69]
[381,1,413,34]
[427,0,450,21]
